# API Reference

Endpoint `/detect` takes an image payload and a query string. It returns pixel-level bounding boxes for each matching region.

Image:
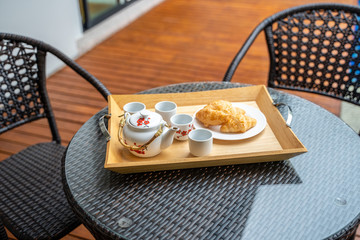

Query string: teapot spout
[160,126,178,149]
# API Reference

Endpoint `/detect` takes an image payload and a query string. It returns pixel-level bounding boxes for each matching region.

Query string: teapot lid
[129,110,162,128]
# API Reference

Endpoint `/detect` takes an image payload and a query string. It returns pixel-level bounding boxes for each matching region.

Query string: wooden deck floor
[2,0,359,239]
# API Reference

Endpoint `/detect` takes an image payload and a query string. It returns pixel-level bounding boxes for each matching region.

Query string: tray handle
[273,102,293,127]
[99,114,112,141]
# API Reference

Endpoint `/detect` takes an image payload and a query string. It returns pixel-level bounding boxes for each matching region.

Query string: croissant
[196,100,236,127]
[220,113,257,133]
[196,100,256,133]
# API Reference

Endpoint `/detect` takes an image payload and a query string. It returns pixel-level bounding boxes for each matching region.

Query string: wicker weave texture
[0,38,47,133]
[0,32,111,138]
[0,143,80,239]
[0,219,7,240]
[223,3,360,106]
[268,5,360,104]
[0,33,111,240]
[63,82,360,240]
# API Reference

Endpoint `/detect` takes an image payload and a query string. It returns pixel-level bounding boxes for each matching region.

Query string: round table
[62,82,360,240]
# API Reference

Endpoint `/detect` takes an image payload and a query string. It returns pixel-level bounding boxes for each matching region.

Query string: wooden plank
[0,139,29,155]
[0,152,10,161]
[52,109,97,124]
[0,131,50,146]
[32,119,82,135]
[66,225,95,240]
[51,101,104,116]
[5,227,16,239]
[46,84,104,101]
[60,236,82,240]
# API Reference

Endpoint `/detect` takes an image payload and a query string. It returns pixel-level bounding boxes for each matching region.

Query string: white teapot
[119,110,178,157]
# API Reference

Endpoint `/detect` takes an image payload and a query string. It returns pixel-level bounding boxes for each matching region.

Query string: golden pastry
[196,100,236,127]
[207,100,236,114]
[220,113,257,133]
[196,100,256,133]
[234,107,246,115]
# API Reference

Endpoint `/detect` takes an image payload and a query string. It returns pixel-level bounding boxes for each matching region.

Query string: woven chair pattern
[0,143,78,239]
[0,219,7,239]
[0,39,46,133]
[269,7,360,104]
[223,3,360,106]
[0,33,111,239]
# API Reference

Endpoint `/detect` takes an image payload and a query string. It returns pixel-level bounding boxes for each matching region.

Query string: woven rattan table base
[62,82,360,240]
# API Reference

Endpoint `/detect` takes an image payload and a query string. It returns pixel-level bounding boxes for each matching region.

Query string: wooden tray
[104,85,307,174]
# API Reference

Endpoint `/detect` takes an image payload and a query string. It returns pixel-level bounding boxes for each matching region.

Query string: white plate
[193,102,267,140]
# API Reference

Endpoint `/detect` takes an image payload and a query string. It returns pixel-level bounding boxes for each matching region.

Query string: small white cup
[188,129,213,157]
[170,114,194,141]
[123,102,146,115]
[155,101,177,125]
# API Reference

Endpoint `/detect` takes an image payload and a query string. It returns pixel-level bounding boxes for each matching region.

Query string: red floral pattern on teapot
[137,117,151,127]
[124,140,146,155]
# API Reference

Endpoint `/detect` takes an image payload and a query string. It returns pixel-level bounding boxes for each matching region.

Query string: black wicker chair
[223,3,360,108]
[0,220,7,240]
[0,33,111,239]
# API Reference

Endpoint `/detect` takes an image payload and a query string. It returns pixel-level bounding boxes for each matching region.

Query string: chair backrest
[0,33,111,143]
[223,3,360,106]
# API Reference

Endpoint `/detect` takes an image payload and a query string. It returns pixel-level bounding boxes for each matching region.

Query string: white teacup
[123,102,146,115]
[170,114,194,141]
[155,101,177,125]
[188,129,213,156]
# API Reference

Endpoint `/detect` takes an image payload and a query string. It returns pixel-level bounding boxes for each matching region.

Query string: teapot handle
[118,114,165,151]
